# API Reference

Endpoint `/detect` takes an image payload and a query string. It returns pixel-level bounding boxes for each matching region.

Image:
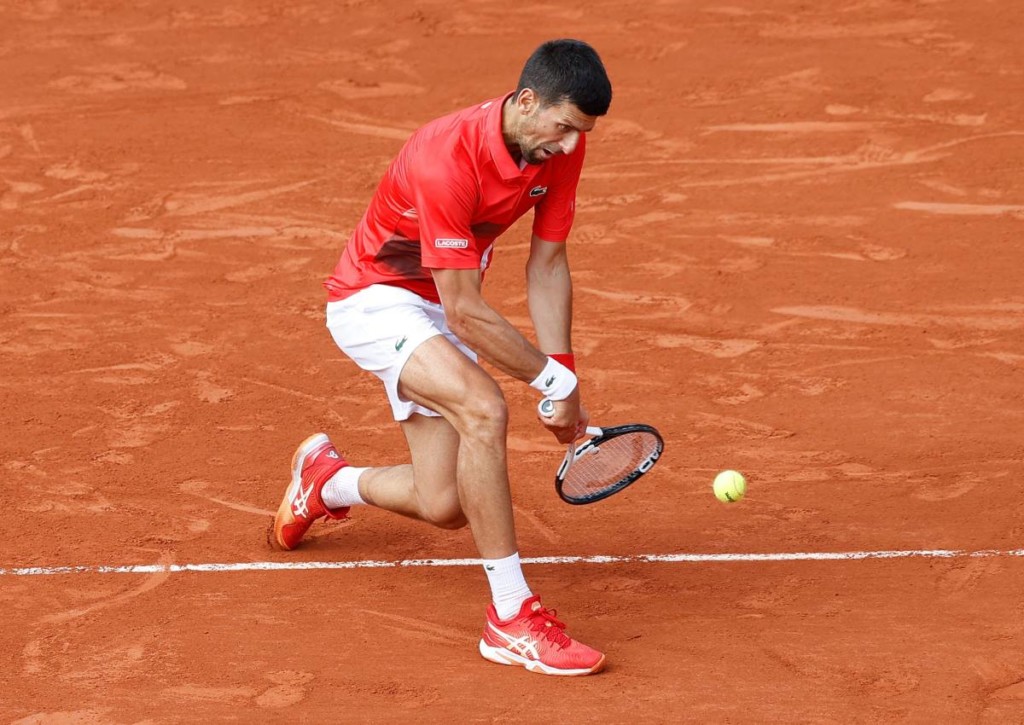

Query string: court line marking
[3,548,1023,577]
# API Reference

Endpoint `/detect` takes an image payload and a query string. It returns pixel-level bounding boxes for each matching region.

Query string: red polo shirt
[324,93,586,304]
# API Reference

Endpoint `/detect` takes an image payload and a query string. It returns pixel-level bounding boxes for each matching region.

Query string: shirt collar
[486,92,539,182]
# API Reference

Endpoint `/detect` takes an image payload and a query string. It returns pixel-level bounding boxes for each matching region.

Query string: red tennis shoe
[273,433,350,550]
[478,595,606,676]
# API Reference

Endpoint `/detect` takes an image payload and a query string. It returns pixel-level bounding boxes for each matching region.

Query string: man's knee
[458,391,508,442]
[430,510,469,530]
[420,493,468,530]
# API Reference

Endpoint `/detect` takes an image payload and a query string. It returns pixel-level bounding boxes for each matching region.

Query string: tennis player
[273,39,612,676]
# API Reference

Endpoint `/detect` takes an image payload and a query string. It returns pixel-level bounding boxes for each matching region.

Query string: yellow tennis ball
[713,470,747,503]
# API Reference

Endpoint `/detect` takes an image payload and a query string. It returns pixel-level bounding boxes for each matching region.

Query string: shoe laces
[527,604,572,649]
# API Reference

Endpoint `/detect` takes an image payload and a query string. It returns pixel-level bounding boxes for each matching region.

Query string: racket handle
[540,399,602,437]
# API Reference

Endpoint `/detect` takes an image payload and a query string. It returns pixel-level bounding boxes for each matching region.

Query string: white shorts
[325,284,477,421]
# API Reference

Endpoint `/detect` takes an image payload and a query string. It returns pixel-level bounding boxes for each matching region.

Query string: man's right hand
[538,390,589,444]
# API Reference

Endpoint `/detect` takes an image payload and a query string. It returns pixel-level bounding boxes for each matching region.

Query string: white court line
[3,548,1023,577]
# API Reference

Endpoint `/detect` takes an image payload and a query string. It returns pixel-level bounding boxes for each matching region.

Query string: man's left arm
[526,234,587,437]
[528,133,586,358]
[526,234,573,358]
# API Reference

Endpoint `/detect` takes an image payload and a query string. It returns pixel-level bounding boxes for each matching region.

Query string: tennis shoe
[478,595,606,676]
[273,433,350,550]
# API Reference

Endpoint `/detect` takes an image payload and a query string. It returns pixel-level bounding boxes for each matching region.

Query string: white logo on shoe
[327,450,339,459]
[292,482,313,519]
[487,622,540,661]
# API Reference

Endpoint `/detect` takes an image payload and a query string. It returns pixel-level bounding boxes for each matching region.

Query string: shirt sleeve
[532,133,587,243]
[410,143,485,270]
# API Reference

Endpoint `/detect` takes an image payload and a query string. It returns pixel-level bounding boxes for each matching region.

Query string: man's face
[513,91,598,165]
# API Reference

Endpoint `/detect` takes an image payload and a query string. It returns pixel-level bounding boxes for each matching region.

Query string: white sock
[321,467,368,510]
[483,552,533,621]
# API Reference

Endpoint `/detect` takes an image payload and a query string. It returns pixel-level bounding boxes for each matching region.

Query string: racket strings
[561,432,659,498]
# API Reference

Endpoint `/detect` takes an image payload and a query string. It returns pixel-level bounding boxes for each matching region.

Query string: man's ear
[515,88,538,115]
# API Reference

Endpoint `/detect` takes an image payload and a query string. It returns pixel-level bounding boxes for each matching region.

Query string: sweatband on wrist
[549,353,576,373]
[529,357,578,401]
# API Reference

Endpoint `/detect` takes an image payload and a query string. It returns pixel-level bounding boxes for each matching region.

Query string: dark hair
[515,39,612,117]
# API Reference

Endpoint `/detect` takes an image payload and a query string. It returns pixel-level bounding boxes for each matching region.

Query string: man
[273,39,612,677]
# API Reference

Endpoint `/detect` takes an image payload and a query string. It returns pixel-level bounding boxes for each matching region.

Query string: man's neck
[500,95,523,164]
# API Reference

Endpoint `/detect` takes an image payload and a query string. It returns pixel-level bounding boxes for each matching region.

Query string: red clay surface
[2,1,1023,722]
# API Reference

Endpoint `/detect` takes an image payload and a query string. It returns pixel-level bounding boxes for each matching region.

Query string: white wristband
[529,357,578,401]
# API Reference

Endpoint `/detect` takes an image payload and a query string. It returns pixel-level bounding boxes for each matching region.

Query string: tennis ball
[713,470,747,503]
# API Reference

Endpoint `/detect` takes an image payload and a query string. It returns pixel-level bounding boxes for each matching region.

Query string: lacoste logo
[435,238,468,249]
[544,376,555,387]
[485,565,495,571]
[529,186,548,197]
[395,336,408,352]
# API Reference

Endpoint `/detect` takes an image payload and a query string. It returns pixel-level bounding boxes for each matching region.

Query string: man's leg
[272,396,468,548]
[391,339,606,675]
[308,334,533,627]
[394,335,518,558]
[328,334,517,556]
[342,412,466,530]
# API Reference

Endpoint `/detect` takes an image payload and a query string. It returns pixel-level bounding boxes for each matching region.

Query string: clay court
[2,0,1023,722]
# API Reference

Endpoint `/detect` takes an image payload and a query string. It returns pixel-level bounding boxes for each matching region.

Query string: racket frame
[554,423,664,505]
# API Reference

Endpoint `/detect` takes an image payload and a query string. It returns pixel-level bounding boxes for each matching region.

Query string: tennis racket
[538,399,664,505]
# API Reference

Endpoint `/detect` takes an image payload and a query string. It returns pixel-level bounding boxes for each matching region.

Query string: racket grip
[540,399,602,439]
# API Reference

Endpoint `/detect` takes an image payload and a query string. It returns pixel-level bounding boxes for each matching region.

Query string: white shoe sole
[478,639,606,676]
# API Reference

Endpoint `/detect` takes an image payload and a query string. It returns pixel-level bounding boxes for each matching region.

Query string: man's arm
[432,266,582,441]
[524,234,588,436]
[525,234,572,355]
[433,267,546,383]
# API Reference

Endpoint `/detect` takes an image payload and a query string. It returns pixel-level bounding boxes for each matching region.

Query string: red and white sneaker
[273,433,350,550]
[479,595,606,676]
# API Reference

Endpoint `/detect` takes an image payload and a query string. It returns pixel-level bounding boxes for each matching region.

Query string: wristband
[549,353,576,373]
[529,357,578,401]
